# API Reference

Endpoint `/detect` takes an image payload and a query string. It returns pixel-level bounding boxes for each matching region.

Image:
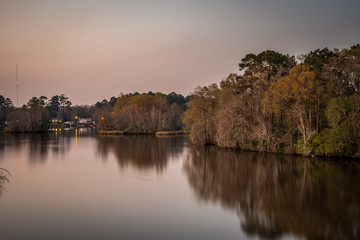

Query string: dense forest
[184,44,360,158]
[0,92,188,133]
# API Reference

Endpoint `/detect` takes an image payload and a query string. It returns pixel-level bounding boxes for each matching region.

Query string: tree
[27,97,50,131]
[113,95,132,112]
[313,96,360,158]
[59,94,68,108]
[239,50,296,82]
[183,84,219,145]
[304,48,336,73]
[238,51,296,148]
[39,96,48,107]
[0,95,14,110]
[216,94,258,149]
[165,103,183,130]
[93,107,113,131]
[262,65,319,155]
[183,45,360,157]
[0,95,14,128]
[111,93,173,133]
[71,105,95,119]
[219,73,248,96]
[59,94,71,118]
[109,96,117,108]
[215,74,259,149]
[48,95,60,118]
[166,92,186,109]
[321,45,360,96]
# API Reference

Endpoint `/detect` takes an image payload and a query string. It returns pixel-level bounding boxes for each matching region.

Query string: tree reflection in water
[0,133,75,166]
[96,135,187,172]
[184,145,360,240]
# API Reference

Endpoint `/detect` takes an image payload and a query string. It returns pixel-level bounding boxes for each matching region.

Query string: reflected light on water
[16,146,19,171]
[75,128,78,147]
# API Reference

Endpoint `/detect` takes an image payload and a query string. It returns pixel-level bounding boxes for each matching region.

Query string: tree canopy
[184,44,360,158]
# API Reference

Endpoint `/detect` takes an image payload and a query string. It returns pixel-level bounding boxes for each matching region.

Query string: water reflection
[184,145,360,240]
[96,136,187,172]
[0,134,5,161]
[0,133,80,165]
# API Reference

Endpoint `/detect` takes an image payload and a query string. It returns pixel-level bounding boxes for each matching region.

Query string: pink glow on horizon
[0,0,359,105]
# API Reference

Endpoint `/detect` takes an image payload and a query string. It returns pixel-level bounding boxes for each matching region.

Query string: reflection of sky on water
[0,134,359,239]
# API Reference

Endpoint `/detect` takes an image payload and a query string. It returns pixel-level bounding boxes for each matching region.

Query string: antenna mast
[16,64,19,107]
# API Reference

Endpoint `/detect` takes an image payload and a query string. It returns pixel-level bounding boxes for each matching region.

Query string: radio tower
[16,64,19,107]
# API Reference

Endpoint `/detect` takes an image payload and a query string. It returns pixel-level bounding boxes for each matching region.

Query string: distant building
[50,118,62,123]
[78,118,95,128]
[63,121,75,130]
[49,118,63,131]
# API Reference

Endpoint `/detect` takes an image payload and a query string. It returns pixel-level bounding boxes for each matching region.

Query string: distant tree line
[94,92,188,133]
[0,95,13,131]
[183,44,360,158]
[0,92,189,133]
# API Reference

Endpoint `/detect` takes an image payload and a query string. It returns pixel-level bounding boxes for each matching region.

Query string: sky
[0,0,359,106]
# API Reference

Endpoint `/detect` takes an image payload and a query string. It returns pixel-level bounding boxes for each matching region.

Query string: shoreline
[98,130,190,136]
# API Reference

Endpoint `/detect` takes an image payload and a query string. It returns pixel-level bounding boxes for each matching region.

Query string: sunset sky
[1,0,359,106]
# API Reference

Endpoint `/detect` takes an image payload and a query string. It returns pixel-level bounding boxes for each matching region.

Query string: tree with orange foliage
[262,65,320,155]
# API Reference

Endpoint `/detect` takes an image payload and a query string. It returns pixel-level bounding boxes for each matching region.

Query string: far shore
[98,130,189,136]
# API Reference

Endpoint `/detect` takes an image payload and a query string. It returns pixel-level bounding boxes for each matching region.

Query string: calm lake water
[0,131,359,240]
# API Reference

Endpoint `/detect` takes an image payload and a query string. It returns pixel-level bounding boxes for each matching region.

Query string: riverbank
[98,130,189,136]
[155,130,189,136]
[98,130,124,135]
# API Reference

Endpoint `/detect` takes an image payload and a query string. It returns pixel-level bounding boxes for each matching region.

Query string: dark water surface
[0,131,359,240]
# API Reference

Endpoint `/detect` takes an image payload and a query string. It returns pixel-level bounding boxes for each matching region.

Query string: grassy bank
[98,130,125,135]
[155,130,189,136]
